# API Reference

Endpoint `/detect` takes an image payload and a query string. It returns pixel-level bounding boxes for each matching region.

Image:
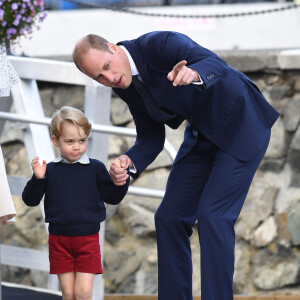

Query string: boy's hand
[167,60,199,86]
[31,156,46,179]
[109,155,131,186]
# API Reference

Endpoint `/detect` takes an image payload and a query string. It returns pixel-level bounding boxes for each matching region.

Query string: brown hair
[51,106,91,139]
[73,34,112,71]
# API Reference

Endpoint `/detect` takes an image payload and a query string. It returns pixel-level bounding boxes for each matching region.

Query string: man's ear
[107,43,118,53]
[52,135,58,147]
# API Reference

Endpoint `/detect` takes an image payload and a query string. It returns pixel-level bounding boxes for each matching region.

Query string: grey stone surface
[118,202,156,238]
[282,98,300,132]
[252,245,300,290]
[269,85,290,101]
[288,126,300,187]
[131,168,170,191]
[276,213,292,248]
[218,51,280,72]
[251,216,277,248]
[287,201,300,246]
[264,118,287,159]
[235,178,277,241]
[233,241,251,294]
[103,249,141,290]
[278,50,300,70]
[110,96,132,126]
[290,125,300,151]
[259,158,285,173]
[295,77,300,92]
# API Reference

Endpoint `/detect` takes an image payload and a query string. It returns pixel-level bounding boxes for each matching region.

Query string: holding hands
[31,156,46,179]
[109,155,131,186]
[167,60,199,86]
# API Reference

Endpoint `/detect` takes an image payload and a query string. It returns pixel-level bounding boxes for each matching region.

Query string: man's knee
[154,206,177,228]
[197,209,234,229]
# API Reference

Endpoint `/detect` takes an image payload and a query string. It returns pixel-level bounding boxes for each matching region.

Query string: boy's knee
[75,286,93,300]
[62,291,76,300]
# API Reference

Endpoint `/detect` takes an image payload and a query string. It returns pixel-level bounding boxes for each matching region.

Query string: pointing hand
[167,60,199,86]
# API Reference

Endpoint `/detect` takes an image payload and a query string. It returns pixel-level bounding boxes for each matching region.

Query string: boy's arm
[22,174,46,207]
[22,156,47,207]
[98,163,129,205]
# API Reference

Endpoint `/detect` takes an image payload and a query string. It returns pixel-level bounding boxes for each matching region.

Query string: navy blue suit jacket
[113,31,280,177]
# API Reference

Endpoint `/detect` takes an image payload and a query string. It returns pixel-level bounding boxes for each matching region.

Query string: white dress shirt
[53,153,90,164]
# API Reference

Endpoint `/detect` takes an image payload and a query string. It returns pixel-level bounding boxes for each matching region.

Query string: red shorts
[48,233,103,274]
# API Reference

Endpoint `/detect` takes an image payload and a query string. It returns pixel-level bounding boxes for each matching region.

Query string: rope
[59,0,300,19]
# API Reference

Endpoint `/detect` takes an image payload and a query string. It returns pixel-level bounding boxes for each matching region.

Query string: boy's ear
[51,135,58,147]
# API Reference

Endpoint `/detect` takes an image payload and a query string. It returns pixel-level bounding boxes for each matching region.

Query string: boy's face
[52,121,88,163]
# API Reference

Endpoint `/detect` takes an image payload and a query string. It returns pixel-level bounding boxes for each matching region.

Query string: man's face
[79,44,132,89]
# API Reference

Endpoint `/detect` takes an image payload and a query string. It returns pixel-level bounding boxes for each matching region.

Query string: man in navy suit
[73,31,279,300]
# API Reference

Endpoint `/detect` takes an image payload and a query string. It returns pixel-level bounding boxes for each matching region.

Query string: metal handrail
[0,111,177,161]
[0,111,177,199]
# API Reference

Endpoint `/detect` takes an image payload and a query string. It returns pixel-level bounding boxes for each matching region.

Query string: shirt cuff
[192,73,204,85]
[129,163,137,174]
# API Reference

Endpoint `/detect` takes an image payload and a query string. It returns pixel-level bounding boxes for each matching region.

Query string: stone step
[104,296,300,300]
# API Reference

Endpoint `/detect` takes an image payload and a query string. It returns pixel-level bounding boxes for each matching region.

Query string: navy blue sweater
[22,159,129,236]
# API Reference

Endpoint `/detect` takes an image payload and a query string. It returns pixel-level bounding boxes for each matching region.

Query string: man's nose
[104,73,114,83]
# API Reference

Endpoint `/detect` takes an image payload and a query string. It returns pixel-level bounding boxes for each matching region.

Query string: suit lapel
[116,40,184,129]
[117,40,154,86]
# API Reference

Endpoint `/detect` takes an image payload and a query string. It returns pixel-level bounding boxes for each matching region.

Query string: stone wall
[1,51,300,296]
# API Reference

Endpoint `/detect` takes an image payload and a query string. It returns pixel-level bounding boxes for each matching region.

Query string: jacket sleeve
[113,87,166,178]
[147,31,229,90]
[97,163,129,205]
[22,174,46,207]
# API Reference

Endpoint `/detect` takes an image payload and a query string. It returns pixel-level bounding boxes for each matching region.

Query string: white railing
[0,56,177,299]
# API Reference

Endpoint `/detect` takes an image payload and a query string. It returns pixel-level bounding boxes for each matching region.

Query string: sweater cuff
[30,174,46,184]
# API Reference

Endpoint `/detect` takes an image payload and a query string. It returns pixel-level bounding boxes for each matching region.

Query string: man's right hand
[109,155,132,186]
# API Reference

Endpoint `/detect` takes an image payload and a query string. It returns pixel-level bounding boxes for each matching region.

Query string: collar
[120,45,139,76]
[53,153,90,164]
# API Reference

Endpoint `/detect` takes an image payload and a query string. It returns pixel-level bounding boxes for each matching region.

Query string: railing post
[11,80,55,163]
[11,79,59,291]
[84,84,111,300]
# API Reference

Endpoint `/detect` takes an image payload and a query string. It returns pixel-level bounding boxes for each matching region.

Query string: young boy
[22,106,129,300]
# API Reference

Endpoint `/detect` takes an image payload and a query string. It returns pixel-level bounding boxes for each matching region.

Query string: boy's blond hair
[51,106,92,139]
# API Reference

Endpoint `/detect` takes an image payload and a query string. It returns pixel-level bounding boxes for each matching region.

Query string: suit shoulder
[139,31,185,41]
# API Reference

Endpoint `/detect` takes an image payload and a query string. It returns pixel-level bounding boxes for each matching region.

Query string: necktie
[131,75,176,123]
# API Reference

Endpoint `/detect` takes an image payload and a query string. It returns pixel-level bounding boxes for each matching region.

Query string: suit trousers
[154,126,270,300]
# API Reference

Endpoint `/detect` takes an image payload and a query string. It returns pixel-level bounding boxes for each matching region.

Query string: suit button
[206,73,215,80]
[192,129,198,137]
